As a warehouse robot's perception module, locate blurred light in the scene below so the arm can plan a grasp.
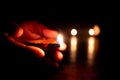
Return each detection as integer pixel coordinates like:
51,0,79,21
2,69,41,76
87,37,95,66
71,29,77,36
93,24,101,36
57,34,67,51
59,42,67,51
88,28,94,36
87,37,99,66
70,36,77,63
57,34,63,44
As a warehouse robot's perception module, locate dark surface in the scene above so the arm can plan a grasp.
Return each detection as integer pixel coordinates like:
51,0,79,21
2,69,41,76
46,23,115,80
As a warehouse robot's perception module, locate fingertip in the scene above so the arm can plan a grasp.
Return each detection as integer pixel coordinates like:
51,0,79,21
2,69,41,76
26,46,45,58
43,29,58,39
13,27,23,38
54,51,63,61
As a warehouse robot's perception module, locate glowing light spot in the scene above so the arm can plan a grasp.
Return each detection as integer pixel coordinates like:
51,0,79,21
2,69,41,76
57,34,63,44
93,24,101,36
71,29,77,36
89,28,94,36
57,34,67,51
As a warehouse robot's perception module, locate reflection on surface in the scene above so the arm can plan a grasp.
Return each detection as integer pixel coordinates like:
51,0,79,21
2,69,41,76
48,27,100,80
87,37,99,66
70,36,77,63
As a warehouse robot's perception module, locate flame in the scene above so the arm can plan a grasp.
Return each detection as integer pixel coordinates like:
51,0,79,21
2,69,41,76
57,34,67,51
57,34,63,44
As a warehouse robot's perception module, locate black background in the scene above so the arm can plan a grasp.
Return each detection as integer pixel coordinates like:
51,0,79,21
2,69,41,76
0,2,119,79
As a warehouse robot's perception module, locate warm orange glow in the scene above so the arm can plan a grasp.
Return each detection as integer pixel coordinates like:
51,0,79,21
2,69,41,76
93,24,101,36
27,39,57,44
54,51,63,61
87,37,99,66
71,29,77,36
26,46,45,58
57,34,67,51
70,36,77,63
59,42,67,51
88,28,94,36
87,37,95,66
57,34,63,44
14,27,23,38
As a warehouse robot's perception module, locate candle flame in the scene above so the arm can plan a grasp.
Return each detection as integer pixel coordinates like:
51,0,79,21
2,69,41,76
57,34,63,44
57,34,67,51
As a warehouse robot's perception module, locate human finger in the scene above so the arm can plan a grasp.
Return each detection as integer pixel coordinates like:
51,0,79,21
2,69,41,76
12,27,24,38
5,34,45,58
25,46,45,58
42,29,58,39
54,51,63,61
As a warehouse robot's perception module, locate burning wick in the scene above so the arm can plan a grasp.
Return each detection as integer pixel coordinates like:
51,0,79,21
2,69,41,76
57,34,67,51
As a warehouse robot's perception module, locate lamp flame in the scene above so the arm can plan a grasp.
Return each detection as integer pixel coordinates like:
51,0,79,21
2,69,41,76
57,34,67,51
57,34,63,44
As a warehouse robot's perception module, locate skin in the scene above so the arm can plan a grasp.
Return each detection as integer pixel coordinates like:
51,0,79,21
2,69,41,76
5,21,64,62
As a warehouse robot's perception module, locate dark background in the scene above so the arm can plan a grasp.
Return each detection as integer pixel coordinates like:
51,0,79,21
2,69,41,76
0,2,118,80
1,2,117,38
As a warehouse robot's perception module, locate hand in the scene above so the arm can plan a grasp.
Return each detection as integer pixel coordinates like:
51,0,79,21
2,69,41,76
5,21,65,69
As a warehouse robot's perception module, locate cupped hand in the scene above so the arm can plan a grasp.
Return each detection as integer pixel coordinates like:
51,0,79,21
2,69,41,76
5,21,64,62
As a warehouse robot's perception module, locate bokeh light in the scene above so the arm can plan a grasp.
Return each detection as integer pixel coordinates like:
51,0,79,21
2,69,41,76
88,28,94,36
93,24,101,36
71,29,77,36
